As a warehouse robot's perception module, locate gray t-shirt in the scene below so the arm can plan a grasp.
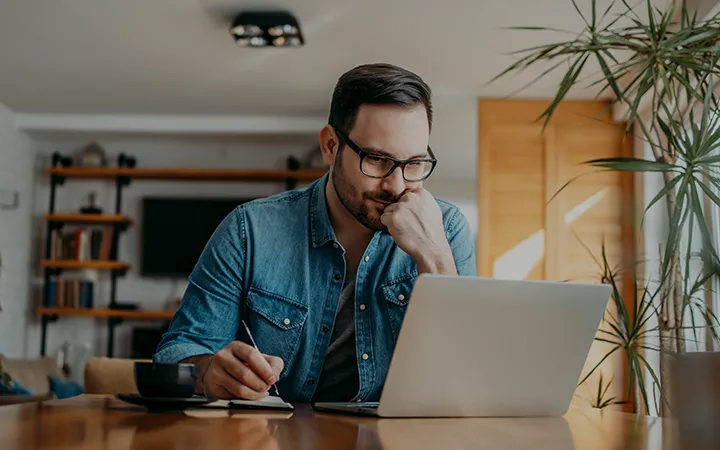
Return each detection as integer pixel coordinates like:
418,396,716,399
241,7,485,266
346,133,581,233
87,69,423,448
311,270,360,402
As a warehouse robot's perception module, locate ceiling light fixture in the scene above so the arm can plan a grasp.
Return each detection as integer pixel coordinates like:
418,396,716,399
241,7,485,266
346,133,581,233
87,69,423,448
230,11,304,48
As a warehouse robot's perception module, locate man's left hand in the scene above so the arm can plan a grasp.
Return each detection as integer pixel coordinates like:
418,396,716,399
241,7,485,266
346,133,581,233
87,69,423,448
380,188,457,275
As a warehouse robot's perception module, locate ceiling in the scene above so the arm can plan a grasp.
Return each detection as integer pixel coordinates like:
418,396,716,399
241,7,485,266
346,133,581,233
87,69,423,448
0,0,661,117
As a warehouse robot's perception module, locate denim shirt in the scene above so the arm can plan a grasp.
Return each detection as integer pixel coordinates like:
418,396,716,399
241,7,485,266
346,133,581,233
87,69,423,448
153,173,476,402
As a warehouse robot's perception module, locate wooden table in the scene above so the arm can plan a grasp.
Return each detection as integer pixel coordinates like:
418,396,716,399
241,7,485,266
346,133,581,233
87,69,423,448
0,395,684,449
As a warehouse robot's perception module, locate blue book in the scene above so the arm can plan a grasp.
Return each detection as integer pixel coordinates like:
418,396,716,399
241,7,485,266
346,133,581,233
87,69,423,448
45,278,57,307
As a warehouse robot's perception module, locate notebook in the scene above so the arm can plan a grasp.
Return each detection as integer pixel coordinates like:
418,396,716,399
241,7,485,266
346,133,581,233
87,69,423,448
204,395,294,411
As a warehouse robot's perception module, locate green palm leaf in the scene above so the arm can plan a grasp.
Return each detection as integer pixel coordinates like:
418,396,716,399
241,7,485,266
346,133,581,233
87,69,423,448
585,157,678,172
577,345,622,387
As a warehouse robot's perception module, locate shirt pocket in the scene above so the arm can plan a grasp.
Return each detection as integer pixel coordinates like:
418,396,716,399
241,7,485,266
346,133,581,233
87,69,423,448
381,273,418,341
245,287,308,378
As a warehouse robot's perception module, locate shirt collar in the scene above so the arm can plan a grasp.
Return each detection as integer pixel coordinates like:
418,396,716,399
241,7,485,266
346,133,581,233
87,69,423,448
310,172,337,248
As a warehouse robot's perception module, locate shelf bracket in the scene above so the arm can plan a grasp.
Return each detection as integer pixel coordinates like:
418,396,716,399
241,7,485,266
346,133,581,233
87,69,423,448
43,314,59,323
47,221,64,232
116,176,131,188
51,174,66,187
112,267,128,278
45,267,62,277
39,314,58,356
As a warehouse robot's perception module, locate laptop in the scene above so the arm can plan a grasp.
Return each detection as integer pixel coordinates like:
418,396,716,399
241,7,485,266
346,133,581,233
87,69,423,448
313,274,611,417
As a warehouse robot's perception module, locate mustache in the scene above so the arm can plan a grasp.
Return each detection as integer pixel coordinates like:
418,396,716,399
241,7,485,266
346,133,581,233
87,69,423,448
366,191,399,203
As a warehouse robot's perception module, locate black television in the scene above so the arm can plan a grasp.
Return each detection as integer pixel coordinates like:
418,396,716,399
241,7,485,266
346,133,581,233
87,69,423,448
140,197,254,277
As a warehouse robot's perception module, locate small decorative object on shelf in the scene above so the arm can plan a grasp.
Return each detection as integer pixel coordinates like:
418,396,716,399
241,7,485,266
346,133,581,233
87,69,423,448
118,152,137,168
79,192,103,215
74,142,107,167
51,152,73,168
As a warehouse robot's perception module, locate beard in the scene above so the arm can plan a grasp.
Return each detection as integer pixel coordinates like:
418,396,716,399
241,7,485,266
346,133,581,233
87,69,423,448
331,155,399,231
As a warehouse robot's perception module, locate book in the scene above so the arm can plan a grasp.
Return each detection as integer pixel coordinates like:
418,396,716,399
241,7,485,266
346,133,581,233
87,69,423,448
45,278,95,309
45,277,58,307
203,395,293,411
49,226,113,261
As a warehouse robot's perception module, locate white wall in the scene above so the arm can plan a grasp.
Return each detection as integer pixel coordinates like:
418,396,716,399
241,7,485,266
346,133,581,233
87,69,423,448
426,99,478,237
0,102,36,358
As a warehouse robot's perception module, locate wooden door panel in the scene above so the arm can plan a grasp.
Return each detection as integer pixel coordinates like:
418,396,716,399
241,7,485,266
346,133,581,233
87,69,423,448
554,127,627,284
479,99,636,412
482,125,546,280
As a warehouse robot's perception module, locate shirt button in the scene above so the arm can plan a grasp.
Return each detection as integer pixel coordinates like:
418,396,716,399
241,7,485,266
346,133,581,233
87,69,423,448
364,256,370,262
359,304,366,311
362,353,369,361
322,326,330,333
334,274,341,281
333,243,339,249
283,318,291,325
398,294,405,301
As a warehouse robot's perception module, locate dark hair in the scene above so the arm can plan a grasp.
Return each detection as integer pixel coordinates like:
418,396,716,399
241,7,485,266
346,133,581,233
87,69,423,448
328,63,433,134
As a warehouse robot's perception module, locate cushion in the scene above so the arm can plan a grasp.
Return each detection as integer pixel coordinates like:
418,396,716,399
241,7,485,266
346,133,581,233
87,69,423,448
0,379,33,396
83,358,146,395
48,376,83,399
0,354,65,396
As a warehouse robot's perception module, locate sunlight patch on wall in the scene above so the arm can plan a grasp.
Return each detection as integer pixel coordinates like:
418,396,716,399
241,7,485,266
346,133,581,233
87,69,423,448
493,230,545,280
564,188,608,225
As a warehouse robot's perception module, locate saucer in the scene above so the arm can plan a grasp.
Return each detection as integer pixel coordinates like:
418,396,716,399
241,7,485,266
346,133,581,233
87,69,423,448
116,393,214,411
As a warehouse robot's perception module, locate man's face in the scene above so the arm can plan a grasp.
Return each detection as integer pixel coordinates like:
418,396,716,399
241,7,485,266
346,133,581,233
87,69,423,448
330,104,430,231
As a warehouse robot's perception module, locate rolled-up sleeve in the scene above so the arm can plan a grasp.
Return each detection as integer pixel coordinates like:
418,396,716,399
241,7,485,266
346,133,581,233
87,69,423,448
153,206,246,363
447,208,477,277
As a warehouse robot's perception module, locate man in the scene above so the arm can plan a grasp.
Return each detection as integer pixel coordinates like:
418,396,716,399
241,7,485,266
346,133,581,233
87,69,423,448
153,63,476,403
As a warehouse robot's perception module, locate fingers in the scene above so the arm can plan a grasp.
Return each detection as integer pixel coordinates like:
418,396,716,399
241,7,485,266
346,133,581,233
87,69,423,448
264,354,284,378
399,188,422,202
230,341,278,385
203,341,286,401
202,361,241,400
218,350,269,393
380,211,392,227
383,203,400,214
215,366,269,401
208,381,236,400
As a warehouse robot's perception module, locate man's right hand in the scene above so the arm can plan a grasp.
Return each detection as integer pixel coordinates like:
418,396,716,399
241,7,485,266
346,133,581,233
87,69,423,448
187,341,284,400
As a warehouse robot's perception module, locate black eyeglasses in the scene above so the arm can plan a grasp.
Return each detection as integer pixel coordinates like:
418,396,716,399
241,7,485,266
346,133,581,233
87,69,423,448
332,126,437,182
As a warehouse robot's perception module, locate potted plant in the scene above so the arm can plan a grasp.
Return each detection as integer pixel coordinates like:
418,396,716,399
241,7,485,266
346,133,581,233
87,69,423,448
495,0,720,415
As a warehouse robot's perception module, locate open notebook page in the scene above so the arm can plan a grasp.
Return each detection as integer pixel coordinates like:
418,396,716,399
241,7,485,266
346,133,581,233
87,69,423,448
205,395,294,411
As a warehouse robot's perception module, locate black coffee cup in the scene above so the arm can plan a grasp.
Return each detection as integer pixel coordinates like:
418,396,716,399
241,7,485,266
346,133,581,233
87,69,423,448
134,362,198,398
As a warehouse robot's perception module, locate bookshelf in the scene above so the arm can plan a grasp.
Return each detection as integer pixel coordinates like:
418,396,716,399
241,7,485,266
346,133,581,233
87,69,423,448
39,151,326,358
45,213,133,225
36,307,175,320
41,260,130,270
47,167,326,182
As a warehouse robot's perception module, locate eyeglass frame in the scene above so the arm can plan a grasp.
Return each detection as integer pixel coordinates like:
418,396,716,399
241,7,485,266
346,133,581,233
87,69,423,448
332,126,438,182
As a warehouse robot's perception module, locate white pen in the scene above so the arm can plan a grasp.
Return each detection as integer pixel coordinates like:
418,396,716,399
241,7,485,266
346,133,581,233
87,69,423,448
241,319,281,397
